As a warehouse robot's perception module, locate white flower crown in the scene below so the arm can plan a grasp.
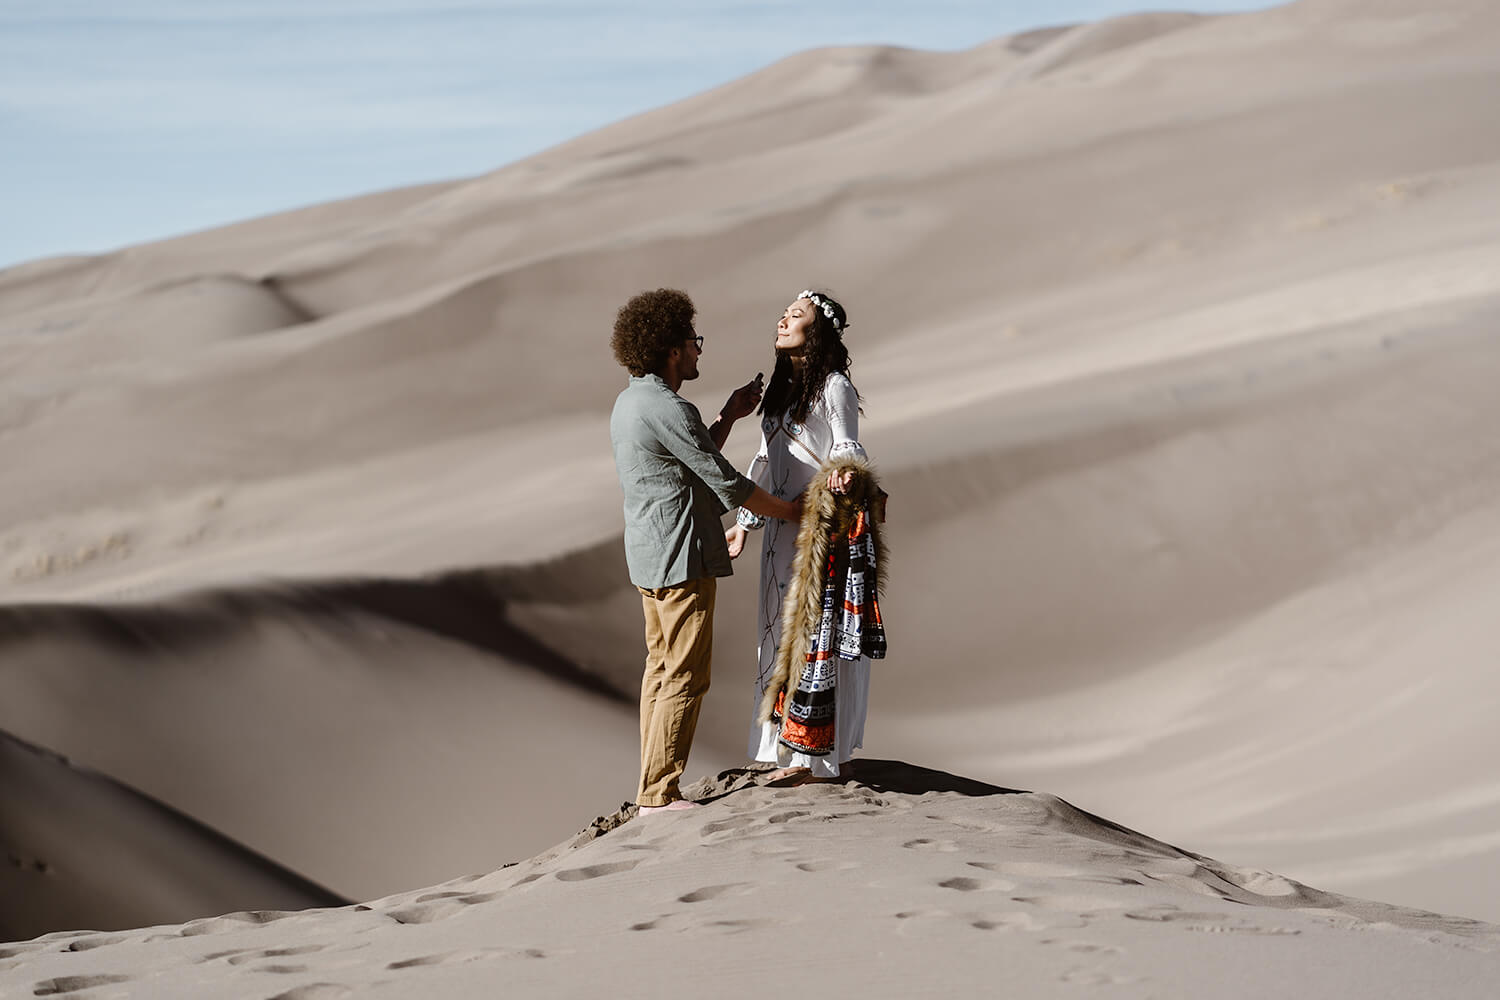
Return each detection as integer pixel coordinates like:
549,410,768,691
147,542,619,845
798,290,844,331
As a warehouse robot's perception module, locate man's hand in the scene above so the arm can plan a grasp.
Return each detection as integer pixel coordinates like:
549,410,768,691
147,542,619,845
720,372,765,423
784,493,805,524
725,523,747,558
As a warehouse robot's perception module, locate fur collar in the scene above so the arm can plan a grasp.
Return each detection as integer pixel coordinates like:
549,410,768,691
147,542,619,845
757,455,887,724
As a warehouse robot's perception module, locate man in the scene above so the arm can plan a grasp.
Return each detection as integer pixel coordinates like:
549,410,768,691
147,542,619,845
609,288,802,814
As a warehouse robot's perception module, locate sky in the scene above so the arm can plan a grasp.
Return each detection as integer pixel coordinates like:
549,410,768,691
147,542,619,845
0,1,1281,269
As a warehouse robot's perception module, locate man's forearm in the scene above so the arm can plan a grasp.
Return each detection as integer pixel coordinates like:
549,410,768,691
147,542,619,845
708,412,734,450
741,485,800,522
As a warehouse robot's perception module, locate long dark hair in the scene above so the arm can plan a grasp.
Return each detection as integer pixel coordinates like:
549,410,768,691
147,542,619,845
760,290,858,424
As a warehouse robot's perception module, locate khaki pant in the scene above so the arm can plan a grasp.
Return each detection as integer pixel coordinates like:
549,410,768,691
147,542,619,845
635,577,716,807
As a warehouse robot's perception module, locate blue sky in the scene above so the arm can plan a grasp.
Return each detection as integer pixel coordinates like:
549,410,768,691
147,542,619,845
0,1,1280,268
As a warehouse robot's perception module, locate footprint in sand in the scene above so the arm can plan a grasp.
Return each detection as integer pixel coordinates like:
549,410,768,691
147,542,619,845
0,944,50,959
385,898,473,925
628,911,771,934
1060,967,1137,986
969,859,1140,886
794,859,860,873
678,882,753,903
767,810,810,824
700,815,758,836
63,936,128,954
939,875,1017,893
1041,938,1125,956
970,912,1054,932
902,838,958,853
555,859,642,882
267,985,353,1000
925,814,1003,834
838,790,889,808
892,907,954,934
895,907,946,919
179,911,300,937
700,918,773,934
33,976,134,996
1012,894,1132,914
381,891,496,925
226,946,328,966
748,842,801,858
979,860,1085,878
386,946,543,968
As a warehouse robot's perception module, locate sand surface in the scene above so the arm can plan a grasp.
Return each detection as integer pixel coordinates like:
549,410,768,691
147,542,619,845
4,0,1500,983
2,762,1497,999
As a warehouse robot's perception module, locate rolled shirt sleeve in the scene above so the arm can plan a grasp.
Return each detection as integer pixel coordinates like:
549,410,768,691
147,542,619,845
655,396,757,512
610,375,756,589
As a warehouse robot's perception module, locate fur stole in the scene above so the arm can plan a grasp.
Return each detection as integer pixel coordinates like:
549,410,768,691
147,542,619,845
757,454,888,725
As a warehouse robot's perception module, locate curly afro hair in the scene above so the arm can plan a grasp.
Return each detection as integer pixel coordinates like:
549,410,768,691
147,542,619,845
611,288,697,377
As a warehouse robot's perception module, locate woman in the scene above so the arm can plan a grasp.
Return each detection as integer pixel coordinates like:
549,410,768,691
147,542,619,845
726,289,872,780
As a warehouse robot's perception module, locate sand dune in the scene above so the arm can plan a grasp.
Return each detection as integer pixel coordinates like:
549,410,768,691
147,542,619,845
0,567,702,930
1,762,1495,998
0,730,346,942
4,0,1500,949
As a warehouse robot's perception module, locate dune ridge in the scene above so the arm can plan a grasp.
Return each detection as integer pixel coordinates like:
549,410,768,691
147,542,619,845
0,557,682,931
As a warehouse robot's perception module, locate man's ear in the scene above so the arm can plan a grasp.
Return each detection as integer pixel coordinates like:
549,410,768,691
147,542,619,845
660,345,682,380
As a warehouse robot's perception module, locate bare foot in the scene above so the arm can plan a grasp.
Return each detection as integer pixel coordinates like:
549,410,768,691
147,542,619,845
638,799,700,815
763,767,813,787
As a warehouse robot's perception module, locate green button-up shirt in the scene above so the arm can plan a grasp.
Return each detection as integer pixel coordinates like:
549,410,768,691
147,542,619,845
610,374,756,589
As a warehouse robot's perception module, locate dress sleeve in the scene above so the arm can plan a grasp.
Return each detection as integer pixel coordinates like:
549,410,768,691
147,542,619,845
735,423,772,530
824,374,868,462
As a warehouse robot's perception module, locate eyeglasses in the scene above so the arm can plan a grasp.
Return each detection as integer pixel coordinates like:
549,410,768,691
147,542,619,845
687,334,704,350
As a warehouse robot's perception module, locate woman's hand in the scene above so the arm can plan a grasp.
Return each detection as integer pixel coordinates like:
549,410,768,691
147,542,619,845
827,469,855,495
725,523,747,558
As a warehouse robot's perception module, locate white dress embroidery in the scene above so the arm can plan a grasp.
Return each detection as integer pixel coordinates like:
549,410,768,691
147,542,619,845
739,372,870,776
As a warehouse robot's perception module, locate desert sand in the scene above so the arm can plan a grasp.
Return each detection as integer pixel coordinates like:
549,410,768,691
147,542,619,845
4,0,1500,991
3,762,1498,999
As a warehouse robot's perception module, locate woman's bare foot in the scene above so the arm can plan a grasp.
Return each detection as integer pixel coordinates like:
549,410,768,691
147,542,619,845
763,766,812,786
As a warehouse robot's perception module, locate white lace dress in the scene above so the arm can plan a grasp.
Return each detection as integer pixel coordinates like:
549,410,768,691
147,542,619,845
738,372,870,777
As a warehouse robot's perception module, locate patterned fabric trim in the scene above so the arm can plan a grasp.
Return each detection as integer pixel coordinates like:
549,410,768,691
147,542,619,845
736,506,767,530
775,503,886,756
828,439,868,462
